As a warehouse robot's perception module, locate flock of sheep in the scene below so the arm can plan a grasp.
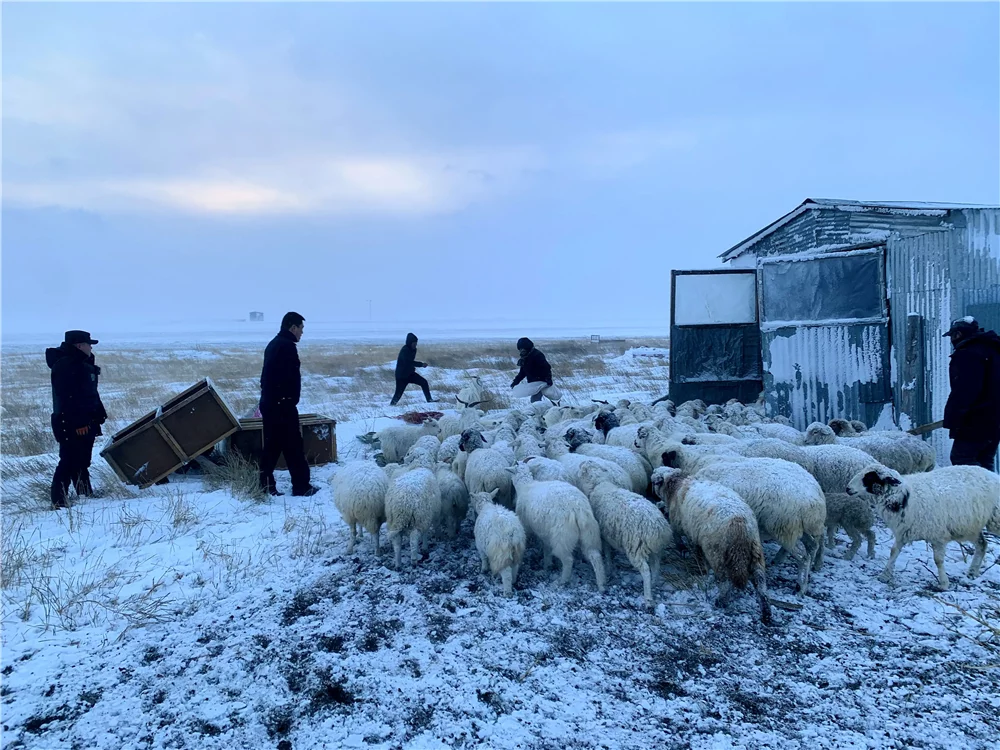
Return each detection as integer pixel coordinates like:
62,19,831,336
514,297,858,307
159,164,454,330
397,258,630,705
332,384,1000,624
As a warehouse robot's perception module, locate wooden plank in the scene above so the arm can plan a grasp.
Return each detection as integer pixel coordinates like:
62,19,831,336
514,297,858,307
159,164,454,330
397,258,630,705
908,420,944,436
900,314,927,430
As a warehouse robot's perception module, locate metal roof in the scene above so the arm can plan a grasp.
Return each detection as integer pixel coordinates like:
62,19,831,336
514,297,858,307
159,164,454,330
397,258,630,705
719,198,1000,261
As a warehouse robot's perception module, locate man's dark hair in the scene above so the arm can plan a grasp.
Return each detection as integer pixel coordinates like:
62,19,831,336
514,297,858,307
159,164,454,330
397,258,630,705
281,311,305,331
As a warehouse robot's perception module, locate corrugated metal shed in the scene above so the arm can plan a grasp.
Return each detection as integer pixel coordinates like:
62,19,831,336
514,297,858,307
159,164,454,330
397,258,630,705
714,200,1000,468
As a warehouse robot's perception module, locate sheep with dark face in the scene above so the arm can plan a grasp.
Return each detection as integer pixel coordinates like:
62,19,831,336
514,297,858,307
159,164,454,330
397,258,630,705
652,467,771,624
565,427,651,495
847,464,1000,590
459,428,514,512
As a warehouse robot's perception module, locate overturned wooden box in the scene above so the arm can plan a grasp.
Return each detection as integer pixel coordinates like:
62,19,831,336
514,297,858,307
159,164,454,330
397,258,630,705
100,379,241,488
226,414,337,469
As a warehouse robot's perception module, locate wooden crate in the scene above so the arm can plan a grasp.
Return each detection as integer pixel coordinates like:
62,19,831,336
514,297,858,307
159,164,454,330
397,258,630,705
226,413,337,469
158,379,241,460
100,379,241,489
100,410,186,488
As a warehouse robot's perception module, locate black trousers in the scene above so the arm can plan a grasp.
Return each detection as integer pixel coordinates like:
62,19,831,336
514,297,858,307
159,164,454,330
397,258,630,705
391,373,432,404
51,433,96,506
951,437,1000,471
259,404,311,494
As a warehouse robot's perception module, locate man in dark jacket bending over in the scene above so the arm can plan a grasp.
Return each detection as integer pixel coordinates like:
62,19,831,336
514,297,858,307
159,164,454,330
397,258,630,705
943,317,1000,470
47,330,108,508
390,332,436,406
510,337,552,403
259,312,319,496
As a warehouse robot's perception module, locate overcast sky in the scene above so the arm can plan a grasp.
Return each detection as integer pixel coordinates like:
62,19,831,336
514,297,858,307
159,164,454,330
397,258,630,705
3,2,998,336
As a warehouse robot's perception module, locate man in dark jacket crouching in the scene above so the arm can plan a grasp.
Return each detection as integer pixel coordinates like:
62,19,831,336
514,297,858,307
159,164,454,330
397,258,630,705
943,317,1000,470
510,337,553,403
259,312,319,496
47,330,108,508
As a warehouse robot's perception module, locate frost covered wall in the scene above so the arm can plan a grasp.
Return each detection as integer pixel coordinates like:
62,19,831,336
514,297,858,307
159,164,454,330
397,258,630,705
888,209,1000,467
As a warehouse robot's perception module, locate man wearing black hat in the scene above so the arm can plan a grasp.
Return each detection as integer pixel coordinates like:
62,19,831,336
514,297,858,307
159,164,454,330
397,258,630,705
258,312,319,497
390,333,437,406
46,330,108,508
942,317,1000,470
510,337,553,403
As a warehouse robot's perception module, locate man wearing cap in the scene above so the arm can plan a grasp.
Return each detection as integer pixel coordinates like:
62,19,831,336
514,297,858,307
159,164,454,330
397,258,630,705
46,330,108,508
510,337,553,403
259,312,319,497
942,317,1000,470
390,332,437,406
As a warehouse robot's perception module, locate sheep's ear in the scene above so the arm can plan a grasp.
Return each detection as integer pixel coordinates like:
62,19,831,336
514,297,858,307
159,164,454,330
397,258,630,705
861,470,885,495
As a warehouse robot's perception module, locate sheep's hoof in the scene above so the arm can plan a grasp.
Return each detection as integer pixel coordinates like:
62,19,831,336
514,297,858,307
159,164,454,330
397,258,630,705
877,572,893,584
844,550,857,561
968,568,982,580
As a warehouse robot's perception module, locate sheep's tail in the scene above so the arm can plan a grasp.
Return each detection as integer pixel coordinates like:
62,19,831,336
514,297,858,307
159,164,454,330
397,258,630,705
722,517,759,590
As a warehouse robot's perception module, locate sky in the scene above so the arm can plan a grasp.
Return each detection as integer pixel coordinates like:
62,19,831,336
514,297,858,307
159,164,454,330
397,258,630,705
3,1,999,337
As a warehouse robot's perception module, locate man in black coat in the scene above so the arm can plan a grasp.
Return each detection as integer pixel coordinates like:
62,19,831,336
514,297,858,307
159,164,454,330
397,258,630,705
259,312,318,496
390,332,436,406
510,337,552,403
942,317,1000,470
47,330,108,508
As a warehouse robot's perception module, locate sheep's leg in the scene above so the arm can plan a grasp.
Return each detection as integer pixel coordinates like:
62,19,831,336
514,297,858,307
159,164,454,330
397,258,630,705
809,533,825,571
347,521,357,554
650,555,662,594
511,562,521,587
879,537,904,584
865,531,876,559
586,549,607,593
968,532,988,579
826,524,838,548
479,550,489,574
779,541,810,594
714,580,734,609
391,532,403,569
633,557,654,608
541,544,553,572
500,567,514,597
931,541,951,591
844,527,862,561
410,529,422,564
556,552,575,586
771,548,788,567
603,546,615,580
752,566,773,626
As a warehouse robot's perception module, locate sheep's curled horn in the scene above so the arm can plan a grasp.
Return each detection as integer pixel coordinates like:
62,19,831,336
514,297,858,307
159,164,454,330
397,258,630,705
456,396,494,408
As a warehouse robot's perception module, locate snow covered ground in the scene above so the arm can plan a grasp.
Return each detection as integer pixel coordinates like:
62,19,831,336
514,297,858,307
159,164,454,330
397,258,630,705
2,339,999,750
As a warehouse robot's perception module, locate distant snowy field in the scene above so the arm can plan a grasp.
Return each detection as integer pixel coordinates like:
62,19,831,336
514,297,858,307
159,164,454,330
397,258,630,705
2,337,999,750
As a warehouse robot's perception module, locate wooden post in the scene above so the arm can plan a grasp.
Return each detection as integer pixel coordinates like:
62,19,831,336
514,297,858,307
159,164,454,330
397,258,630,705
901,314,927,433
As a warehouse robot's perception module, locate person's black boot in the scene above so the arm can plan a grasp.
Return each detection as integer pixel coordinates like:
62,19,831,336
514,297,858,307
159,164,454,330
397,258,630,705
293,485,320,497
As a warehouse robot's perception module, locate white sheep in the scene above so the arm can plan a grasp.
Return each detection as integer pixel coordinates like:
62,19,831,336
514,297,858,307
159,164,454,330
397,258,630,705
847,464,1000,590
801,443,884,495
514,433,545,461
471,489,527,596
645,434,742,474
384,467,443,568
508,463,606,591
436,406,485,440
543,404,598,429
523,456,572,483
457,375,486,407
577,461,672,608
751,422,805,445
405,435,441,464
459,428,514,511
805,422,934,474
651,467,771,624
545,434,633,492
695,457,827,593
565,427,652,495
436,465,470,538
331,462,389,555
823,492,876,561
437,433,463,465
378,419,442,464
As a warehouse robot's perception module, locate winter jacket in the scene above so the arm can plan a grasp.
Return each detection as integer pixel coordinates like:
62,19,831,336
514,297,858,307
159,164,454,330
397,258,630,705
943,330,1000,441
395,333,426,380
260,330,302,409
46,342,107,440
511,346,552,388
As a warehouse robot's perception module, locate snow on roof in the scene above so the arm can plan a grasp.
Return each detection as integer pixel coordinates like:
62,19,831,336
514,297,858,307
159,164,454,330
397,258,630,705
719,198,1000,261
